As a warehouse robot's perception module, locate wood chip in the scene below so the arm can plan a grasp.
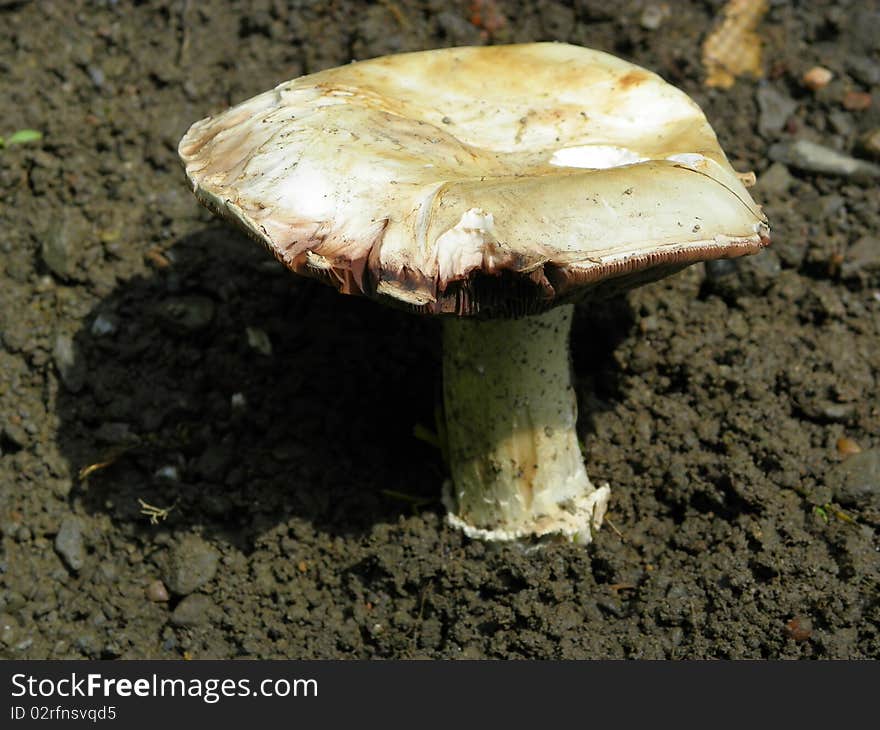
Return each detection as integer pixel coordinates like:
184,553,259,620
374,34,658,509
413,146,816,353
702,0,769,89
836,437,862,456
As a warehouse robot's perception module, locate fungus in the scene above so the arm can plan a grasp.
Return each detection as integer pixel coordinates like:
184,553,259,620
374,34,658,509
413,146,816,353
179,43,769,543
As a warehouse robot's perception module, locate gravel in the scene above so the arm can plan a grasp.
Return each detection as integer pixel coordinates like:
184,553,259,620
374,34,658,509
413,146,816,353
828,449,880,510
768,139,880,179
54,516,87,572
162,535,219,596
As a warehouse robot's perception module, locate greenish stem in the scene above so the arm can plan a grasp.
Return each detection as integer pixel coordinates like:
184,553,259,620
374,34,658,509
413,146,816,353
442,304,610,542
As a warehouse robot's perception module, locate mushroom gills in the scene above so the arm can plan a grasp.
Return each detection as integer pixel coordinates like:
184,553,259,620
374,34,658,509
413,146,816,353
442,304,610,542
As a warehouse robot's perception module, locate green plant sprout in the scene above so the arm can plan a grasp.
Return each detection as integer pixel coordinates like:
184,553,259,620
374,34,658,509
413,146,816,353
0,129,43,148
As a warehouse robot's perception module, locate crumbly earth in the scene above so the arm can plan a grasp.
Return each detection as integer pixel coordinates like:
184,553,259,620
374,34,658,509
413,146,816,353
1,0,878,659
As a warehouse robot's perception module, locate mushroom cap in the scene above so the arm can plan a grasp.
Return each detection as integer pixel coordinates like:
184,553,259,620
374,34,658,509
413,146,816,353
179,43,769,316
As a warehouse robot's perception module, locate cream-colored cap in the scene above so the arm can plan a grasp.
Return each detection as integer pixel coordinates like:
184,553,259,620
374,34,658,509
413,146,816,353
179,43,769,316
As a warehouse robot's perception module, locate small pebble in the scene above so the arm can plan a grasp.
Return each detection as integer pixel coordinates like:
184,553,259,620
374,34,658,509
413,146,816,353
145,580,170,603
162,535,219,596
827,110,854,137
154,465,180,482
842,91,872,112
52,333,86,393
246,326,273,356
756,85,798,138
0,613,18,646
75,631,100,658
802,66,833,91
794,389,854,423
1,420,29,450
754,162,793,196
836,437,861,456
90,313,118,337
826,448,880,510
841,236,880,280
86,65,105,89
639,3,669,30
857,128,880,160
846,55,880,86
784,616,813,642
54,515,86,572
170,594,214,627
42,212,85,279
768,139,880,180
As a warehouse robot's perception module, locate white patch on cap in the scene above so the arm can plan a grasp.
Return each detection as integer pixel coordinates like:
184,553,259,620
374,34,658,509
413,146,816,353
436,208,498,282
666,152,708,168
549,145,646,169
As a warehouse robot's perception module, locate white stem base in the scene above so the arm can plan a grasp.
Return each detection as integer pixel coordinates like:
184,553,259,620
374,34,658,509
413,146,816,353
442,305,610,543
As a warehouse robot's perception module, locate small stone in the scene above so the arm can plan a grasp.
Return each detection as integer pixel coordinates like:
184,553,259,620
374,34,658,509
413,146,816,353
794,391,854,424
756,85,798,138
827,448,880,510
768,139,880,180
802,66,833,91
784,616,813,642
4,592,26,613
754,161,793,196
52,333,86,393
841,236,880,280
1,420,29,450
170,594,214,627
162,535,219,596
75,631,101,658
819,194,845,219
90,313,118,337
0,613,18,646
627,341,657,374
842,91,872,112
639,3,669,30
145,580,170,603
86,65,105,89
156,296,215,334
846,56,880,86
820,403,855,422
98,561,118,582
245,326,273,356
41,211,86,279
827,110,854,137
55,516,86,572
857,128,880,160
154,465,180,482
836,437,861,456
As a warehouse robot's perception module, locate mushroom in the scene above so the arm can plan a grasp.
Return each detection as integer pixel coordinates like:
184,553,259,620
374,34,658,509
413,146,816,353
178,43,769,543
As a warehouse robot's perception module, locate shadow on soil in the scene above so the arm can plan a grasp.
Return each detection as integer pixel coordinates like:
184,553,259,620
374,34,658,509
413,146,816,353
54,227,633,551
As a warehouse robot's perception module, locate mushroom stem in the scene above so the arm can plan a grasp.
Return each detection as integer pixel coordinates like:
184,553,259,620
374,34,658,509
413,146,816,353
441,304,610,542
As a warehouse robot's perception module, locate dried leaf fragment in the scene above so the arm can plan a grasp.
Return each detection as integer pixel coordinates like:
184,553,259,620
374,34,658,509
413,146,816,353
702,0,769,89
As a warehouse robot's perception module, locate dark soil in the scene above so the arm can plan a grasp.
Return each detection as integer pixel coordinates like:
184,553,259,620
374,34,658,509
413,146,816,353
2,0,879,659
